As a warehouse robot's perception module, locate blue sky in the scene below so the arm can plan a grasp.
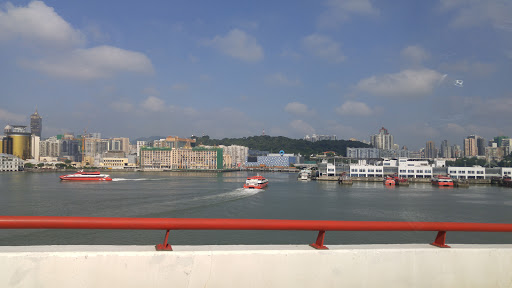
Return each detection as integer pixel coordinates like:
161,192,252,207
1,0,511,150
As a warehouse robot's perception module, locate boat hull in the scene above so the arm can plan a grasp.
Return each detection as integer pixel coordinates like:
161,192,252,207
60,176,112,181
243,183,268,189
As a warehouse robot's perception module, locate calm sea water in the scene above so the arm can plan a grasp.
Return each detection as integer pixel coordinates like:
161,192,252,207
1,171,512,246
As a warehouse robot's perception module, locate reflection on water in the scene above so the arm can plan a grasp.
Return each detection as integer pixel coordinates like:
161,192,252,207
1,171,512,246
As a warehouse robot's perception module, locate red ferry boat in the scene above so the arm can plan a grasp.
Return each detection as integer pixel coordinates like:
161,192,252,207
431,175,454,187
60,170,112,181
243,175,269,189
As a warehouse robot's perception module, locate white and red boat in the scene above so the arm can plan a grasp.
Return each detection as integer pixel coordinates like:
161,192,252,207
243,175,268,189
383,176,396,186
60,170,112,181
432,175,454,187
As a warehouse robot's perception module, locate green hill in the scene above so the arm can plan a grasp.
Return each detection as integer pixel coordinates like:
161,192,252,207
192,135,370,158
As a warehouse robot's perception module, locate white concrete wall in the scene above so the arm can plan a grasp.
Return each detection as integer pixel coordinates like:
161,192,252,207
1,244,511,288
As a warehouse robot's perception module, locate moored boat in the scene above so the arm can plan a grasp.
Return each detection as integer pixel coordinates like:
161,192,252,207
60,170,112,181
383,176,395,186
432,175,454,187
244,175,269,189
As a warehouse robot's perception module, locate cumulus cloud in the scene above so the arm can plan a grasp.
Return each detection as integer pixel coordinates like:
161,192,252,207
207,29,263,62
335,101,373,116
0,1,85,47
318,0,379,28
0,108,26,123
356,69,444,97
302,34,345,63
401,45,429,64
0,2,154,80
290,119,315,135
284,102,313,115
440,0,512,31
24,46,154,80
142,96,166,112
266,73,301,86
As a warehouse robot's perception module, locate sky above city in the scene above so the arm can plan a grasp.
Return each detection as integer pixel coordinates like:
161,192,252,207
1,0,511,150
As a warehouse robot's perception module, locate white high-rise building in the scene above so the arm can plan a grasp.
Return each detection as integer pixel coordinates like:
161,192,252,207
220,145,249,167
370,127,394,150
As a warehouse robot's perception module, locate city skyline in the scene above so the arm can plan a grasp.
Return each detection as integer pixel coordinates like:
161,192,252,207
1,1,512,150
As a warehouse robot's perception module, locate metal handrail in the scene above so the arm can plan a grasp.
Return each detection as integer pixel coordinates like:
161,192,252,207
1,216,512,250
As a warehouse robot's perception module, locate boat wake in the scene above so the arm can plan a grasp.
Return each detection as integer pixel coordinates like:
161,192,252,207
111,178,166,182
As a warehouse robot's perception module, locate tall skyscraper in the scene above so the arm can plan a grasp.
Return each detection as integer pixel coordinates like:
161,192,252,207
30,108,42,138
440,140,451,158
370,127,394,150
464,135,484,157
425,141,436,159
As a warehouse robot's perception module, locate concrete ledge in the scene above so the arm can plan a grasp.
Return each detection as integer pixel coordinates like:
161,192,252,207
1,244,511,287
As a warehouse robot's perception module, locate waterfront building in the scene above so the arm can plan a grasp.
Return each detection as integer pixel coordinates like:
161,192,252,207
39,136,60,158
30,108,42,138
219,145,248,168
0,153,23,171
3,125,31,160
244,153,301,168
101,157,130,169
425,141,436,159
346,147,409,159
370,127,393,150
59,139,81,162
31,135,40,162
140,147,223,170
137,141,149,157
485,144,506,163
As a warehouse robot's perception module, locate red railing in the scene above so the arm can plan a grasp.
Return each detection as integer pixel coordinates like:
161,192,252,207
1,216,512,250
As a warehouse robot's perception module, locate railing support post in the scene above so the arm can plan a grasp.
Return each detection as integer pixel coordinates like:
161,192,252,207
430,231,450,248
310,230,328,250
155,229,173,251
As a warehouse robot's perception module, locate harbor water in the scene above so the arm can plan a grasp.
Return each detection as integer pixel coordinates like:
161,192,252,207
1,171,512,246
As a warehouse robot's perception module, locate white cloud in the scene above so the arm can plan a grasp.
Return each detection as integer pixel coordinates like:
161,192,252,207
142,96,166,112
356,69,444,97
266,73,301,86
0,2,154,80
25,45,154,80
0,1,85,47
0,108,26,123
440,0,512,31
336,101,373,116
318,0,379,28
207,29,263,62
284,102,312,115
302,34,345,63
290,119,315,135
401,45,429,64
